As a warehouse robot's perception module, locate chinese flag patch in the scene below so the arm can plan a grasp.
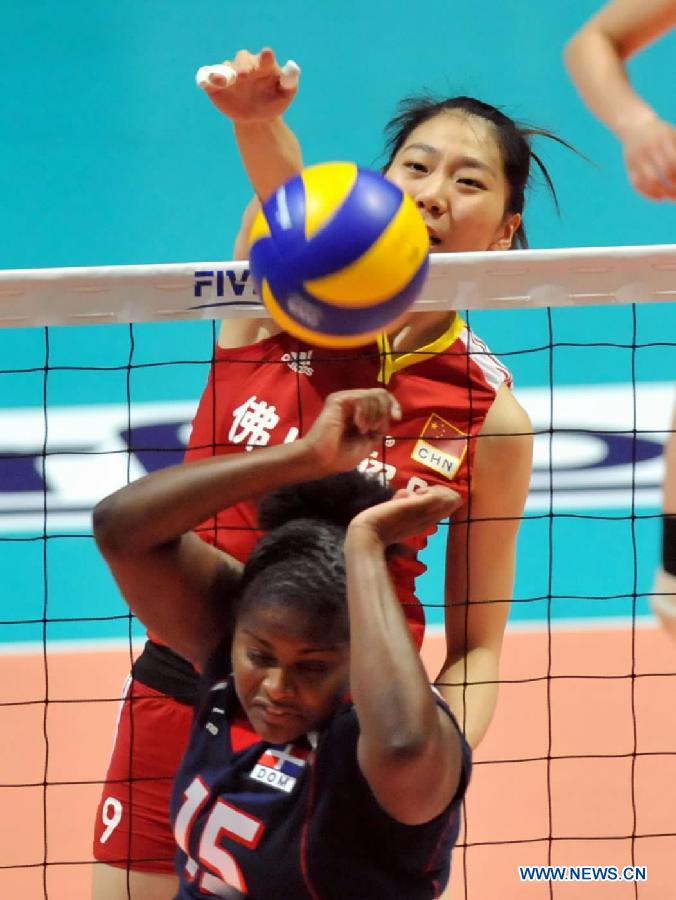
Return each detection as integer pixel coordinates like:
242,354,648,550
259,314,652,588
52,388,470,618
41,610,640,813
411,413,467,481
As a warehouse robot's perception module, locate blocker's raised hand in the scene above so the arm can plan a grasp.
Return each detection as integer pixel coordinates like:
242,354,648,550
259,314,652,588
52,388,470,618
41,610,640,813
196,47,300,123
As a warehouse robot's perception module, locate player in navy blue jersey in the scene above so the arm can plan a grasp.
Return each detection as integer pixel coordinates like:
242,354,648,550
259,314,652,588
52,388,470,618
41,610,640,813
93,388,471,898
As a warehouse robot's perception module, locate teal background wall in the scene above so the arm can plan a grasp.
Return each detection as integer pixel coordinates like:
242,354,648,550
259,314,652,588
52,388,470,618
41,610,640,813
0,1,674,644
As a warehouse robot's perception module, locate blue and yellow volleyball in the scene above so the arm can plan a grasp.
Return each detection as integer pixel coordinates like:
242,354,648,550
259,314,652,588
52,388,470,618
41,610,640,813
248,162,430,347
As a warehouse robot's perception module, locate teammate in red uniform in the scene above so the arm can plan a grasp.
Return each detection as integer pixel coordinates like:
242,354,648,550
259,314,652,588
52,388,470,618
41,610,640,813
93,388,471,900
91,48,560,898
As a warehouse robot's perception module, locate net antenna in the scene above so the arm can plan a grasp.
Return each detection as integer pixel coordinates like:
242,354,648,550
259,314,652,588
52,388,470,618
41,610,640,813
1,244,674,328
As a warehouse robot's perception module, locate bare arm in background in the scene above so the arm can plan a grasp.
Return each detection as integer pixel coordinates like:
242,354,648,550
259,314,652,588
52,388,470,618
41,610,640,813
564,0,676,199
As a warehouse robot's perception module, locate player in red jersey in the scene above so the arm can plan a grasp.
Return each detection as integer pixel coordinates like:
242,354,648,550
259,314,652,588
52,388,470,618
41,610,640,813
91,48,563,898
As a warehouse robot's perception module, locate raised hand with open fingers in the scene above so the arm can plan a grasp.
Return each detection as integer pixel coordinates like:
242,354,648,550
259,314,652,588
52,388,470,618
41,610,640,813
195,47,300,123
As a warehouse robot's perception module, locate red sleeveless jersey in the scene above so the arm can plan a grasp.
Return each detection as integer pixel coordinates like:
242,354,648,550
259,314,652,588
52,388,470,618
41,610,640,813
184,318,511,648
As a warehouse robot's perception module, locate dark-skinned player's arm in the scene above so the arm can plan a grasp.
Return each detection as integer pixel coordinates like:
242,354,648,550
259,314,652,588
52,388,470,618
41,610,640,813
346,485,467,826
93,389,400,669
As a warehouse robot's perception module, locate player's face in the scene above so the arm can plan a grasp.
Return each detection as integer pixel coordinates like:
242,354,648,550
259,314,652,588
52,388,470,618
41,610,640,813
232,603,349,743
385,111,521,253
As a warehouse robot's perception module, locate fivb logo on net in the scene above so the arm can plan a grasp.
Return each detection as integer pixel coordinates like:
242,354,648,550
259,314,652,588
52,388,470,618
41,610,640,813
0,384,671,534
192,267,262,309
190,185,295,308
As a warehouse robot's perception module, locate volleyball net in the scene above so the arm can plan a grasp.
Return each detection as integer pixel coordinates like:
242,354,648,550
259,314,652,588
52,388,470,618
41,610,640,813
0,245,674,898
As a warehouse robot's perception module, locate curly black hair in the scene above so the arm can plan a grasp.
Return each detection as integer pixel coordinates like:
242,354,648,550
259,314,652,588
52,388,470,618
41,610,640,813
199,471,393,705
235,471,393,641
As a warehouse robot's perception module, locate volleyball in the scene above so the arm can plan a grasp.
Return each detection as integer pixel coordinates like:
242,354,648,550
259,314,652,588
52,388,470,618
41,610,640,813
248,162,430,347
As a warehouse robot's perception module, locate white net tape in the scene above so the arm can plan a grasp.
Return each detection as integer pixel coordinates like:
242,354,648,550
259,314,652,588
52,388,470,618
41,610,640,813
1,244,674,328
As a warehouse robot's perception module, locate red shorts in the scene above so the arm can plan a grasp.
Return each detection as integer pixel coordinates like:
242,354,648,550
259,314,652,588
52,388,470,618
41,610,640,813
92,677,194,874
